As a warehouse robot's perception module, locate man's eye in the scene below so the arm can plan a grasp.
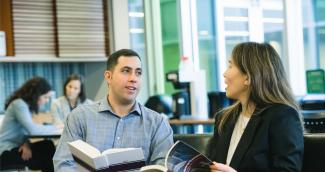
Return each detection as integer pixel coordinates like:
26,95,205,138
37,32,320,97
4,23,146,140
136,71,142,76
122,69,129,73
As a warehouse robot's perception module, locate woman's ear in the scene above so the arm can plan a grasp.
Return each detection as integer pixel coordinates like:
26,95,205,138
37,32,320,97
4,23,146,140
244,75,250,86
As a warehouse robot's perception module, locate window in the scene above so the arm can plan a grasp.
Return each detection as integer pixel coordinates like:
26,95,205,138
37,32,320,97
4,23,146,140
302,0,325,70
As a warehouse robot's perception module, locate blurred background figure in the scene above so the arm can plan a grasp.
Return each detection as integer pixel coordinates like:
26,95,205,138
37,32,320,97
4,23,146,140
145,94,173,118
0,76,62,172
51,74,92,125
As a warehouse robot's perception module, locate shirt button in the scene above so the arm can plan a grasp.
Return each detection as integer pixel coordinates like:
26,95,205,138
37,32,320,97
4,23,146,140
117,137,120,140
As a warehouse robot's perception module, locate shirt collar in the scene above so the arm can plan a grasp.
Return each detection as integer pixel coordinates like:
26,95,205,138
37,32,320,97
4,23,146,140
98,96,142,116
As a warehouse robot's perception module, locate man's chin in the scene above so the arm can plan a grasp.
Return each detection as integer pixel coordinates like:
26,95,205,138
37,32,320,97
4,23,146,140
121,97,136,105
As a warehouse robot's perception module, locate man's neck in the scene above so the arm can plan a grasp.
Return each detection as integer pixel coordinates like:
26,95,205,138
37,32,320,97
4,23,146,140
107,96,135,117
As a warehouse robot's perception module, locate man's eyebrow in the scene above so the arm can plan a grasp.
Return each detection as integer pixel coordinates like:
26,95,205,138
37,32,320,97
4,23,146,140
121,66,142,70
121,66,132,69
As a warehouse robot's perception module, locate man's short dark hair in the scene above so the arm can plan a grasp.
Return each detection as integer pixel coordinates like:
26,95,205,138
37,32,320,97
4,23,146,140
107,49,141,70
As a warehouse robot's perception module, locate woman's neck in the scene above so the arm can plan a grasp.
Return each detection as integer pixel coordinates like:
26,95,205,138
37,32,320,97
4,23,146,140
67,97,77,108
240,100,255,117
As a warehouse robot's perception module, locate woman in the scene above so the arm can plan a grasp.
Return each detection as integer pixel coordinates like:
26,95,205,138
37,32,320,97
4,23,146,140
51,74,92,125
207,42,304,172
0,77,62,172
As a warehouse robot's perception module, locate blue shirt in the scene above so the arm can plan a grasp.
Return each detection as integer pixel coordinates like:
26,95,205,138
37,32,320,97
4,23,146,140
53,97,174,172
0,99,60,155
51,96,93,125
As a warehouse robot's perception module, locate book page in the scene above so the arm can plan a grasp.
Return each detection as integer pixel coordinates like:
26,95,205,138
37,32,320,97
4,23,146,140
102,148,137,155
140,164,168,172
68,140,109,170
165,141,212,172
68,140,101,159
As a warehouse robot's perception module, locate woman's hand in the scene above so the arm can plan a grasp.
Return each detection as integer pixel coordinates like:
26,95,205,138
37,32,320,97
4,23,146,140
18,143,32,161
55,122,64,129
209,161,237,172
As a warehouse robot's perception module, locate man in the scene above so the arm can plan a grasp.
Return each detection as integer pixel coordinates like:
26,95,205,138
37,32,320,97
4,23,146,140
53,49,174,171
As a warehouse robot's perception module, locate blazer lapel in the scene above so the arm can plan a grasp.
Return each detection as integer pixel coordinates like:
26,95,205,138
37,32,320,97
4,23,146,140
218,118,237,163
229,114,262,169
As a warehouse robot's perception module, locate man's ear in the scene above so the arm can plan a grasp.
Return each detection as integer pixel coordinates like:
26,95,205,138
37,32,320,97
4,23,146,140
104,70,112,81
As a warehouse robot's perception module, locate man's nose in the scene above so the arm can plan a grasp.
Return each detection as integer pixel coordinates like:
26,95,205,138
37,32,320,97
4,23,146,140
128,72,138,82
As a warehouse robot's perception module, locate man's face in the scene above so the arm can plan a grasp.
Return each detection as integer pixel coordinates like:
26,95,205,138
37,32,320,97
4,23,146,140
105,56,142,105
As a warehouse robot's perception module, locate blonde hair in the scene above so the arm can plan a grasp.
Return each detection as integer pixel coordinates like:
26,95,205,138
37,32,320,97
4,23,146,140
217,42,300,133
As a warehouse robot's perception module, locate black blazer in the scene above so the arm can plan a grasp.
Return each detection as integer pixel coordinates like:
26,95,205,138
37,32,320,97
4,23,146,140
207,104,304,172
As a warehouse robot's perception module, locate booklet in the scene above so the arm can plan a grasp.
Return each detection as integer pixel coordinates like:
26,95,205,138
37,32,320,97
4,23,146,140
68,140,145,172
140,140,212,172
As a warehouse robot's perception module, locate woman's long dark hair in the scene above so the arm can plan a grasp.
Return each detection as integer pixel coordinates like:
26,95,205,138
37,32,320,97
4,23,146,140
5,77,52,113
63,74,86,103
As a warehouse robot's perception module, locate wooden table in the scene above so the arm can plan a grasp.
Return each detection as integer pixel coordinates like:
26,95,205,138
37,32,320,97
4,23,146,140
169,119,215,125
169,119,215,134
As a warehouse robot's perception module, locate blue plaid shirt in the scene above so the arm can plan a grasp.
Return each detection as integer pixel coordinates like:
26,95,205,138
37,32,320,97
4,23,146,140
53,97,174,172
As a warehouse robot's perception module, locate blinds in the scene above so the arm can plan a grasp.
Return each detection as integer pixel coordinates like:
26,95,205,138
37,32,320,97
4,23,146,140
11,0,108,58
56,0,106,57
12,0,55,57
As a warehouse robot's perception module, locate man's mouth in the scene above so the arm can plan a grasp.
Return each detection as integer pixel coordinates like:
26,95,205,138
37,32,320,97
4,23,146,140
126,86,136,91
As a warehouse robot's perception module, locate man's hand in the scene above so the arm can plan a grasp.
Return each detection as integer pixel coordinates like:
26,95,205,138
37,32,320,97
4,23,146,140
18,143,32,161
209,161,237,172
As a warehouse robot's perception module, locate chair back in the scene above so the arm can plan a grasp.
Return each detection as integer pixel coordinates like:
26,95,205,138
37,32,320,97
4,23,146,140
173,133,325,171
302,133,325,172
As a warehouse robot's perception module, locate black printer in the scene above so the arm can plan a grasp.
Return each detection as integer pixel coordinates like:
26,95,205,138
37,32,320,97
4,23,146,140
300,94,325,133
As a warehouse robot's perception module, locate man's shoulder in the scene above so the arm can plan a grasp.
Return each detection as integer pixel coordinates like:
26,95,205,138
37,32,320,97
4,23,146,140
70,101,100,117
138,103,168,122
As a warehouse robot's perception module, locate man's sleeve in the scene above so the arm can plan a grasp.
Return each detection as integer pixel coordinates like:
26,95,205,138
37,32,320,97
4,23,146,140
53,108,84,172
149,116,174,165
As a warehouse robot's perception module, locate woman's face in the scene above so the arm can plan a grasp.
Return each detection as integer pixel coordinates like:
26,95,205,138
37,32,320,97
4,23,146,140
65,79,81,101
223,58,250,101
37,91,52,106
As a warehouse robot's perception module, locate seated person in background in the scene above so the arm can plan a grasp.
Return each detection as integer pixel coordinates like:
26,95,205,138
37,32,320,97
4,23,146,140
53,49,174,171
207,42,304,172
51,74,92,125
0,77,63,172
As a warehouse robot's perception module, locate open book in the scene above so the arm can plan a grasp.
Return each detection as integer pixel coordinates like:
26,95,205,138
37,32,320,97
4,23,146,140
140,140,212,172
68,140,145,172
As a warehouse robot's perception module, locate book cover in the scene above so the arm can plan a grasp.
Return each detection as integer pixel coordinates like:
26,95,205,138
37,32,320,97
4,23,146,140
140,140,212,172
68,140,145,172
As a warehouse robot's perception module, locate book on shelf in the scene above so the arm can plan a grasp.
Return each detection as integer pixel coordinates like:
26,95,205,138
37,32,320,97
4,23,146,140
140,140,212,172
68,139,145,172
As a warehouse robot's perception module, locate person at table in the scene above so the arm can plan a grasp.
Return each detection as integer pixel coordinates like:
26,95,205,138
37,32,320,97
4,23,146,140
207,42,304,172
51,74,92,125
53,49,174,171
0,77,63,172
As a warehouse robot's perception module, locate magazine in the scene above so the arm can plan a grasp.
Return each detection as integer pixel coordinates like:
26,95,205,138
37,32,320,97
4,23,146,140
140,140,212,172
68,140,145,172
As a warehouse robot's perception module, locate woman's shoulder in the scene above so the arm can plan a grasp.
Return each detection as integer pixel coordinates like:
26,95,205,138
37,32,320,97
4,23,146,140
9,98,28,108
53,96,66,102
259,103,299,119
263,103,297,113
5,99,29,113
83,99,93,104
